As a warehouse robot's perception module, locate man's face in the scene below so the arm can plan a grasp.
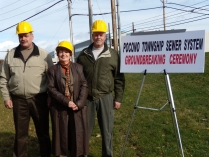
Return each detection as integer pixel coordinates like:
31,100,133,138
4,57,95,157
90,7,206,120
18,33,34,49
92,32,106,48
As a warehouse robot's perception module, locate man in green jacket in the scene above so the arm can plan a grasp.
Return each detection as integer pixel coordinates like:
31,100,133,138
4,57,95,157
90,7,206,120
77,20,125,157
0,21,53,157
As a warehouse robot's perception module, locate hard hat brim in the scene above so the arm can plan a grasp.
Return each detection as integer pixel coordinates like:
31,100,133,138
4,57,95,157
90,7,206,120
92,30,107,33
16,31,34,34
56,46,73,55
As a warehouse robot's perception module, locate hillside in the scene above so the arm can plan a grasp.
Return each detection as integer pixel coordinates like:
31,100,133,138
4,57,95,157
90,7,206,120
0,53,209,157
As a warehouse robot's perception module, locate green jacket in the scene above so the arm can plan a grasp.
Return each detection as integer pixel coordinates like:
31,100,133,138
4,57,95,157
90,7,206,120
77,43,125,103
0,43,53,100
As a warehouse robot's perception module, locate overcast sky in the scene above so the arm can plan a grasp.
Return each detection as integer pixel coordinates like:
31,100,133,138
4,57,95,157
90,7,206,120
0,0,208,59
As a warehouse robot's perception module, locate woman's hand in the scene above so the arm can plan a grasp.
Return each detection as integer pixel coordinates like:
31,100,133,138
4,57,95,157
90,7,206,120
68,101,78,110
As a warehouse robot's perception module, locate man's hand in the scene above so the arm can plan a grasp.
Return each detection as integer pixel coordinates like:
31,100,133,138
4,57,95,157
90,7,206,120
68,101,78,111
114,101,121,110
4,100,13,109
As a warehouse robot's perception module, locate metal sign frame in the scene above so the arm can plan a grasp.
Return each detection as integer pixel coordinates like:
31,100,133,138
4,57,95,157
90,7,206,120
120,69,184,157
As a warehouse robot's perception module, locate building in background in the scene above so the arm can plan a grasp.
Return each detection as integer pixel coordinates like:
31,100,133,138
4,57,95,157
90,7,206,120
49,51,58,64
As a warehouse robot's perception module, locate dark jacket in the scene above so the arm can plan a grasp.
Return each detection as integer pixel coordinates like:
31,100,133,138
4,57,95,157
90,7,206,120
77,43,125,102
47,62,88,157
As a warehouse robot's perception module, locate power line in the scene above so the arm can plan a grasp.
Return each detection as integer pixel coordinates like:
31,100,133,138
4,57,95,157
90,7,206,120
123,15,209,33
122,5,209,30
29,5,67,22
0,0,65,33
137,14,207,31
121,0,209,28
95,0,105,20
46,0,75,46
166,6,209,15
0,0,22,9
122,5,209,31
70,5,209,35
167,2,209,12
43,0,79,48
0,4,208,33
23,0,64,21
0,6,168,34
156,16,209,31
93,3,209,32
47,15,68,47
121,6,162,13
70,6,162,17
0,0,38,16
0,0,61,21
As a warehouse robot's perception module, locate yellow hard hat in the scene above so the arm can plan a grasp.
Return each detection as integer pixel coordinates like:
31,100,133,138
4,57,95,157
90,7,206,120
92,20,107,33
16,21,33,34
56,40,74,55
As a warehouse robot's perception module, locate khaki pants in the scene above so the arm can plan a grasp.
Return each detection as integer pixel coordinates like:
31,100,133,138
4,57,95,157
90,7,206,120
12,93,51,157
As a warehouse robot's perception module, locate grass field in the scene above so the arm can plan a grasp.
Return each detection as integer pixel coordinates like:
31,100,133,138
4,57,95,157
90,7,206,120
0,53,209,157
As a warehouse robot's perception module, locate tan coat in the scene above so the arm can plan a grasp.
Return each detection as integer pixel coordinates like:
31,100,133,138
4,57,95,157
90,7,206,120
0,44,53,100
47,62,89,157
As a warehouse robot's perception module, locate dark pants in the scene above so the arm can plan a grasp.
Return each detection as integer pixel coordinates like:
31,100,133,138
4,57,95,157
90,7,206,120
12,94,51,157
86,93,114,157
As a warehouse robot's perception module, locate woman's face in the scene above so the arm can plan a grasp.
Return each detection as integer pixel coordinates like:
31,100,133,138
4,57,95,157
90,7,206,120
57,48,71,63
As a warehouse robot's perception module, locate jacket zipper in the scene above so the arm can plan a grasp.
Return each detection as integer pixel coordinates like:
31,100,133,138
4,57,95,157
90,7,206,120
93,60,97,94
86,52,96,96
23,60,26,73
22,51,35,73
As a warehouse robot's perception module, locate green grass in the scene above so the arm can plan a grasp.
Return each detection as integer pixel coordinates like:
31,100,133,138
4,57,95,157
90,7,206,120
1,53,209,157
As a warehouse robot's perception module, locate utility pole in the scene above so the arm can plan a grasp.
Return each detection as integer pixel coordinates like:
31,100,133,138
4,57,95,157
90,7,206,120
116,0,121,55
67,0,74,62
88,0,93,43
111,0,118,51
67,0,73,44
108,23,112,47
162,0,166,30
132,22,135,33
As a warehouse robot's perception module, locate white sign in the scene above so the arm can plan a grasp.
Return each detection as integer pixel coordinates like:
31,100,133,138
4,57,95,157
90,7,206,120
120,30,205,73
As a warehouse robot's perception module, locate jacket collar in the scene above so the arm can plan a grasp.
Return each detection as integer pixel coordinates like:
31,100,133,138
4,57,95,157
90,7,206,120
56,62,66,93
14,43,39,58
56,61,75,93
85,42,110,58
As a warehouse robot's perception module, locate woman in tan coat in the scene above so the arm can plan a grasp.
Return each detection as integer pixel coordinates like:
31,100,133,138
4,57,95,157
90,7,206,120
47,41,89,157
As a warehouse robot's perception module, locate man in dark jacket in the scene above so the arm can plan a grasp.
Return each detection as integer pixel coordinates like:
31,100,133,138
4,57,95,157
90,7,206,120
77,20,125,157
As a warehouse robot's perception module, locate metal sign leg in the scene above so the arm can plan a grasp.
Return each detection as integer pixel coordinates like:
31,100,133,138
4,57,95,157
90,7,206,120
164,70,184,157
120,70,147,157
121,70,184,157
